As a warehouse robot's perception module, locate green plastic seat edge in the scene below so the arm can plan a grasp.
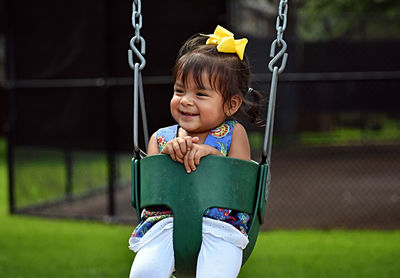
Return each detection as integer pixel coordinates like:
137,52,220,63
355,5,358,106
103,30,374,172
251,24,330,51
131,158,141,222
132,155,268,277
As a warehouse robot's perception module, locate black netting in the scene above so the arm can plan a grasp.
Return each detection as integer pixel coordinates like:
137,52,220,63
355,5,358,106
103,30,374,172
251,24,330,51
3,0,400,229
9,79,400,229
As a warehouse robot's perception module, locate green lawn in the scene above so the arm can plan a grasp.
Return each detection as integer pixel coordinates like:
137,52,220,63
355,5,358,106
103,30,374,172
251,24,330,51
11,147,110,208
300,114,400,146
0,215,135,278
240,230,400,278
4,144,130,210
1,138,400,277
0,215,399,278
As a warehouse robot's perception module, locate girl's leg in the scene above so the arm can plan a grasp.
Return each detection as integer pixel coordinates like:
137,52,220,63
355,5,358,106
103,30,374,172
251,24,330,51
196,232,243,278
129,227,174,278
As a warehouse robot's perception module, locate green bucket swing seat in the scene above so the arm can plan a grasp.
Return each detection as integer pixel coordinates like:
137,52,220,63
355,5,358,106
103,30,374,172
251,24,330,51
132,155,269,277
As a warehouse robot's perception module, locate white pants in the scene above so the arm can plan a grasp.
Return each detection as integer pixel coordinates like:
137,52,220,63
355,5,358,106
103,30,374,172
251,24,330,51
129,217,249,278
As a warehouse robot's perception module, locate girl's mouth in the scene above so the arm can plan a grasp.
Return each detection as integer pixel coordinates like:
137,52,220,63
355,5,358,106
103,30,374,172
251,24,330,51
181,111,199,116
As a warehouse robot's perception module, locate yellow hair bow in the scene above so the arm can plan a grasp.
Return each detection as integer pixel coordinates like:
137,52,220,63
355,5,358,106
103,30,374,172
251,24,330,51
202,25,248,60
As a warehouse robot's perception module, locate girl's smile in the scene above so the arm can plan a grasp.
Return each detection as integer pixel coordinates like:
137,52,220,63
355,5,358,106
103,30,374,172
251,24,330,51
180,110,199,117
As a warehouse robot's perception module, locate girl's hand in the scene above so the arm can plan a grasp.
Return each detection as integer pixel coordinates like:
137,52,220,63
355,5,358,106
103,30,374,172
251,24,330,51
161,136,199,163
183,144,221,173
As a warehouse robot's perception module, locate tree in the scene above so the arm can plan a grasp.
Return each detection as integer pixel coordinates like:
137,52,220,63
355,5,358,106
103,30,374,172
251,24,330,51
297,0,400,41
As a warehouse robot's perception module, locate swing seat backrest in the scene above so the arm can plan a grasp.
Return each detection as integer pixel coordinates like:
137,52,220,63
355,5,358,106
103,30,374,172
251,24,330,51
132,154,268,278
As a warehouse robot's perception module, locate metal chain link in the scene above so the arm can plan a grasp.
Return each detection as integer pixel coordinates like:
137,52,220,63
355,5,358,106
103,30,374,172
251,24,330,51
276,0,288,45
132,0,143,39
128,0,146,71
268,0,288,74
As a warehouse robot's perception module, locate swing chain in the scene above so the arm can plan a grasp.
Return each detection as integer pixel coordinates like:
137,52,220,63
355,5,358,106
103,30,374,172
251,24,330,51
132,0,143,39
129,0,149,158
276,0,288,45
268,0,288,74
128,0,146,71
262,0,289,166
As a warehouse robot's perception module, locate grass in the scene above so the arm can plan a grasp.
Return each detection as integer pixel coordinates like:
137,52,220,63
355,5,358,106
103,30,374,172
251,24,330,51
8,145,131,209
0,215,135,278
300,114,400,146
1,137,400,277
0,215,399,277
240,230,400,278
13,148,68,207
248,114,400,148
300,127,400,146
0,138,135,277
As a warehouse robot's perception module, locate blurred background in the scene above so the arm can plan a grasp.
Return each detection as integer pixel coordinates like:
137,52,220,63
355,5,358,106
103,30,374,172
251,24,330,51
0,0,399,230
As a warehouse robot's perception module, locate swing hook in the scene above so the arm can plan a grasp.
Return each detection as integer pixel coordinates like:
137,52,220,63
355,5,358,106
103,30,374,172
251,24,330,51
268,39,288,74
128,36,146,71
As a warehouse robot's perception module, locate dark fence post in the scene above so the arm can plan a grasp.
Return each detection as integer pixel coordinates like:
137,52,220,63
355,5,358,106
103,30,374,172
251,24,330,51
65,148,73,201
107,151,116,217
6,90,15,214
5,0,17,214
105,0,116,218
106,86,116,217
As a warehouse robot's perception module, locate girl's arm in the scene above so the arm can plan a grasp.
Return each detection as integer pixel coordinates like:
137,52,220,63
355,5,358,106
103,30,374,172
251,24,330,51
147,133,160,156
227,123,251,161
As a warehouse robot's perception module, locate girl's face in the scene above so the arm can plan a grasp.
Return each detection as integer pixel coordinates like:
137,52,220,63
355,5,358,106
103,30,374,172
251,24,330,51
170,72,227,137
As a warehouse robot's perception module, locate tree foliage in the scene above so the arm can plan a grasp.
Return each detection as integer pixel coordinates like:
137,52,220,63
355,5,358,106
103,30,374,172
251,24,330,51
297,0,400,41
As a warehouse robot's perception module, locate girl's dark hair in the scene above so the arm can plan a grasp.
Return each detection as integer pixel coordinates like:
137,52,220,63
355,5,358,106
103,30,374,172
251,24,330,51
173,34,264,126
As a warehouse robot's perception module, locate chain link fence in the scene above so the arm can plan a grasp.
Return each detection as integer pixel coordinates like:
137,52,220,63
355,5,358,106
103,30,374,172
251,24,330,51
10,130,400,230
9,76,400,229
3,0,400,229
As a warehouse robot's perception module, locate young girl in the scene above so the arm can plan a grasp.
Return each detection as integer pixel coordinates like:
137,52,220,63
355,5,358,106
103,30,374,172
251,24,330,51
128,25,263,278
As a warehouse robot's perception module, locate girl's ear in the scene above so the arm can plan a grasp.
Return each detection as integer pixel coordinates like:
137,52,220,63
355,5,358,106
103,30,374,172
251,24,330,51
225,95,242,117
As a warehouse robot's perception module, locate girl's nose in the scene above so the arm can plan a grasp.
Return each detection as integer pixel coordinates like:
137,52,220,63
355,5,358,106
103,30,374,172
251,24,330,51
180,94,194,106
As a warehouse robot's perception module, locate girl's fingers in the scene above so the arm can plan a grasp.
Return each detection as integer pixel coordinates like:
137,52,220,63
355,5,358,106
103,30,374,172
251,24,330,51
177,138,187,154
194,152,201,165
172,140,184,161
170,152,177,162
162,145,177,161
192,136,200,144
161,145,171,155
161,137,205,166
184,136,193,151
183,154,190,173
187,149,197,172
161,142,182,163
183,150,195,173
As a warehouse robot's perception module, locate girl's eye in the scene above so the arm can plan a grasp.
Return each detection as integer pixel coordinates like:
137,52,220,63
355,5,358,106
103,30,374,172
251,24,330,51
174,89,184,95
197,92,208,97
